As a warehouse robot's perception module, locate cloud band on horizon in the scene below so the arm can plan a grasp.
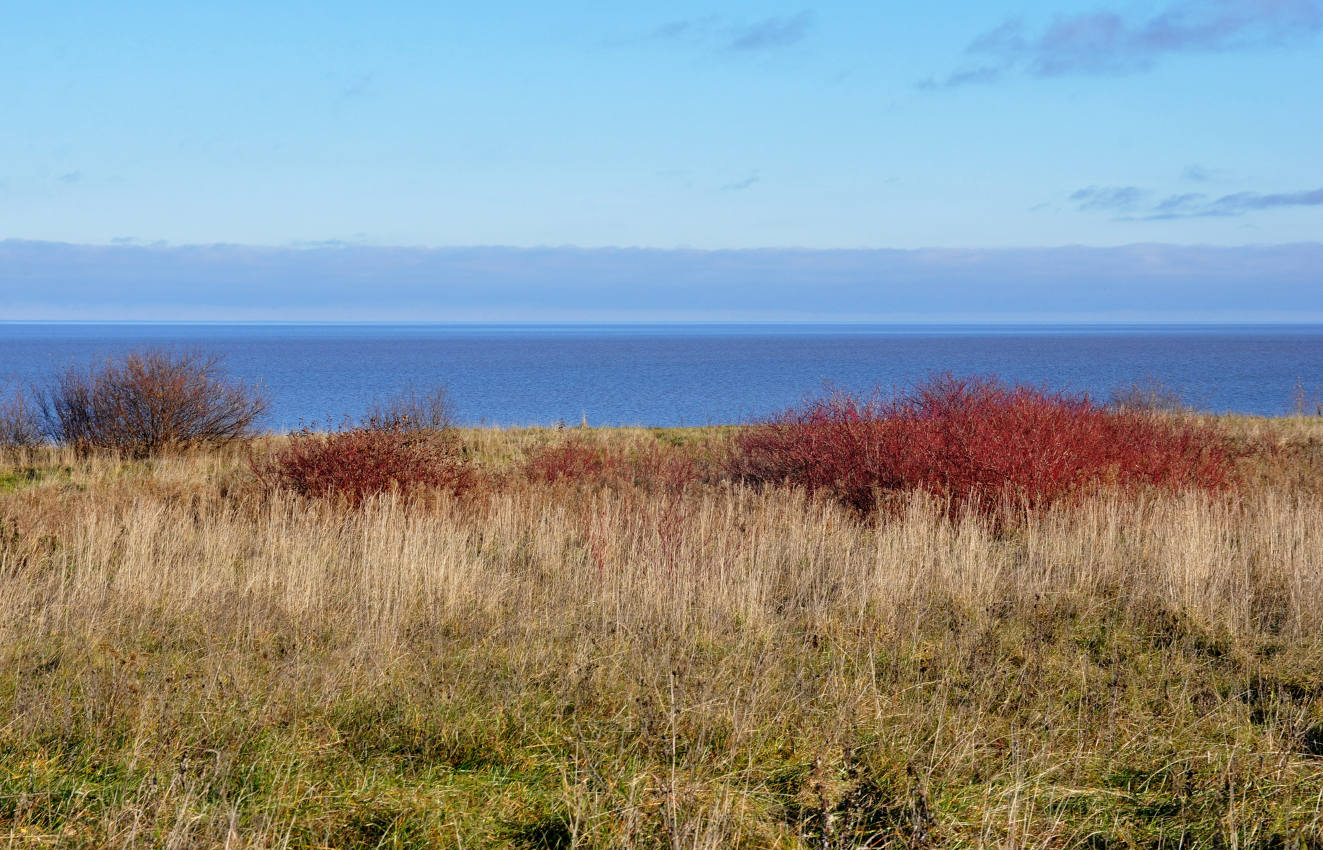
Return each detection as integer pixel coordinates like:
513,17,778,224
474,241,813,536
2,240,1320,323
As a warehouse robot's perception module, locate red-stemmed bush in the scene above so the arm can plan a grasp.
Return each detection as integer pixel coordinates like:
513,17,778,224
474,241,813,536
524,439,626,485
523,437,702,492
254,426,472,506
631,443,706,491
729,374,1240,516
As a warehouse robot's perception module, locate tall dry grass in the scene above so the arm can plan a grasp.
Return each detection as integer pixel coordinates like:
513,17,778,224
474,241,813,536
2,422,1322,847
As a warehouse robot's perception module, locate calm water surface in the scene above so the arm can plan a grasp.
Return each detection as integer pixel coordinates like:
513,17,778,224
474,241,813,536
2,323,1321,428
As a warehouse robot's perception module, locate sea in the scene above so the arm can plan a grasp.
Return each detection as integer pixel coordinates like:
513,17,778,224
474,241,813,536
2,323,1321,429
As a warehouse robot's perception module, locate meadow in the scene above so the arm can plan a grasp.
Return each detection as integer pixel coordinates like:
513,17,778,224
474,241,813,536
2,366,1323,847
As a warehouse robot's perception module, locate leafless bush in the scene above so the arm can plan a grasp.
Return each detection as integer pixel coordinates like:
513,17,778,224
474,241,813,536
1290,377,1322,417
39,348,268,456
0,381,44,449
362,384,456,432
1108,375,1192,414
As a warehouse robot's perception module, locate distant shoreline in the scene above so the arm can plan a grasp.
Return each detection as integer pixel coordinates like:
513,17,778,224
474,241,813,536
6,319,1323,330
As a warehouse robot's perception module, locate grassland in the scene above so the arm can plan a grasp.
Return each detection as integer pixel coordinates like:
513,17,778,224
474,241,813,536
2,418,1323,848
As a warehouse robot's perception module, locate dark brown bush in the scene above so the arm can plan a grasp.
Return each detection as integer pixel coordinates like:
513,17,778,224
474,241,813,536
39,348,267,456
0,382,44,449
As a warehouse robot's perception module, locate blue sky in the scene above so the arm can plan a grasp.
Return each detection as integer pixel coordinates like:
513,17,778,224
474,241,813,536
2,1,1321,319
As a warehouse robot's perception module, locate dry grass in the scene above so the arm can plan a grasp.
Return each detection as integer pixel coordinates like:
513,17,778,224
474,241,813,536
2,420,1323,848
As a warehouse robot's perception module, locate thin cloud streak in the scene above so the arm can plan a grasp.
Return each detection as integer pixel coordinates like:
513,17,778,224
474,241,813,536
727,12,813,51
717,173,760,192
642,15,720,42
1141,186,1323,219
916,66,1001,90
1070,185,1149,212
928,0,1322,86
623,12,812,52
1068,181,1323,219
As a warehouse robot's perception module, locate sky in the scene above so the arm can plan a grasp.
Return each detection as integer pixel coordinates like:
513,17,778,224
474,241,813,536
1,0,1321,320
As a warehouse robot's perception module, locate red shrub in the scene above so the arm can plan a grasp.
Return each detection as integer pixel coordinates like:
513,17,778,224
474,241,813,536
524,439,626,485
630,443,705,491
730,374,1239,516
523,437,702,491
254,426,471,506
729,390,899,514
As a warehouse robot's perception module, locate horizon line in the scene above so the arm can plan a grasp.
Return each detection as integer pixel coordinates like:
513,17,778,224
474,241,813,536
7,237,1323,252
6,319,1323,327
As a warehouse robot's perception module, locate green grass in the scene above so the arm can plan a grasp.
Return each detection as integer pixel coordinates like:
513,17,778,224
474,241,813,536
0,466,45,493
5,602,1323,847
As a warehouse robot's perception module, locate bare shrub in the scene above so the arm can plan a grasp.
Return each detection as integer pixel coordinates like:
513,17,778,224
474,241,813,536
363,384,456,432
39,348,267,456
1109,375,1192,414
0,381,44,449
1290,377,1322,417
